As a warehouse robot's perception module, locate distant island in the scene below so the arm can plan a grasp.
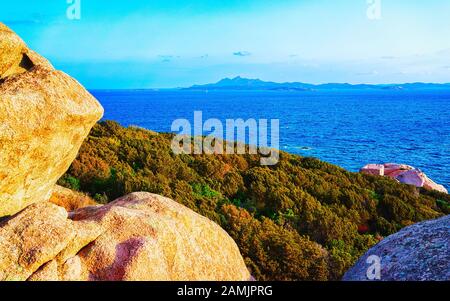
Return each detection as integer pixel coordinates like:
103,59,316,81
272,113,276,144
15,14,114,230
185,76,450,91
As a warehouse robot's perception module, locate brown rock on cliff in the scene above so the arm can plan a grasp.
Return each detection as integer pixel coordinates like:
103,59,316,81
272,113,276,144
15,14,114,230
0,22,104,217
360,163,448,194
0,202,75,280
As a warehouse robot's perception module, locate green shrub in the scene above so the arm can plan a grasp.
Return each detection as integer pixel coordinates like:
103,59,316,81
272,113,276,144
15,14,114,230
59,121,449,280
57,175,81,191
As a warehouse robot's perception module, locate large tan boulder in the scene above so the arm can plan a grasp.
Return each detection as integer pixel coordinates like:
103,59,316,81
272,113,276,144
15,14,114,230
69,192,250,281
0,23,249,281
0,192,250,281
0,23,104,217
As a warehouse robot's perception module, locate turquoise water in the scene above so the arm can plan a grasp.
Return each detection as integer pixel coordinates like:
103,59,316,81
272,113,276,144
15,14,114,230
91,89,450,189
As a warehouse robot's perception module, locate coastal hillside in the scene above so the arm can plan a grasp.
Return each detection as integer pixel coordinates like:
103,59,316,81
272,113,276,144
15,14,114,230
60,121,450,280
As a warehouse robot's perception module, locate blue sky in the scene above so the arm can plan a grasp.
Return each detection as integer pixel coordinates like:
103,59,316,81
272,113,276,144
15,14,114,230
2,0,450,88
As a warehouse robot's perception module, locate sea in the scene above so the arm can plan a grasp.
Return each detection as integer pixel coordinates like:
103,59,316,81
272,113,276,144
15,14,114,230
90,89,450,190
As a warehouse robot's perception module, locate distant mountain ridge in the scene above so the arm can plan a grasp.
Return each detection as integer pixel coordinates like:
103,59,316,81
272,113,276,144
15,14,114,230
185,76,450,91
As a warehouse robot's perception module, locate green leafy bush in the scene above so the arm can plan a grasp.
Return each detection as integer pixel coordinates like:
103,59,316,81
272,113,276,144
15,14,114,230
60,121,449,280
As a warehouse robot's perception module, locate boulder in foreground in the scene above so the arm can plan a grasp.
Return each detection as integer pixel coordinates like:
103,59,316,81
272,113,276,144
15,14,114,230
49,185,97,212
343,215,450,281
0,192,250,281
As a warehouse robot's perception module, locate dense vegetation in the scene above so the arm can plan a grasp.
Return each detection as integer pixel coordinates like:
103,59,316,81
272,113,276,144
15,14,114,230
59,121,449,280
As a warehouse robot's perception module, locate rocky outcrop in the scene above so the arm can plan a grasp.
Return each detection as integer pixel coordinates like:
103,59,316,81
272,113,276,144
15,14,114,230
0,24,250,281
0,22,104,217
360,163,448,194
343,215,450,281
0,192,250,281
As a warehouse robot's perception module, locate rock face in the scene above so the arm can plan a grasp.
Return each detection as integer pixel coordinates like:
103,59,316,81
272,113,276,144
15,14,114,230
0,192,250,281
0,23,104,217
360,163,448,194
343,215,450,281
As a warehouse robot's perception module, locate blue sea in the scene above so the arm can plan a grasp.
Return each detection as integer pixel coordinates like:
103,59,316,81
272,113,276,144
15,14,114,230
91,89,450,190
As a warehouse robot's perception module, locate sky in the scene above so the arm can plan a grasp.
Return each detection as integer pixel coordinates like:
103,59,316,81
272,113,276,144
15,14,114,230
2,0,450,89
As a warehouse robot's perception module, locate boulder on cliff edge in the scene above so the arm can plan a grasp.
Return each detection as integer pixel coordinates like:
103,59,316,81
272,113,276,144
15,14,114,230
360,163,448,194
0,22,104,217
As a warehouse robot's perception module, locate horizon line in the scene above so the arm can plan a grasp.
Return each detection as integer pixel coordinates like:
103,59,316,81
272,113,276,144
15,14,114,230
85,77,450,91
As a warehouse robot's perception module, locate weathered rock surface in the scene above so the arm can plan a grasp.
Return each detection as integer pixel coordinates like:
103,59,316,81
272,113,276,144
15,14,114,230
0,202,75,281
360,163,448,194
383,163,413,175
0,192,250,281
0,22,104,217
360,164,385,176
343,215,450,281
